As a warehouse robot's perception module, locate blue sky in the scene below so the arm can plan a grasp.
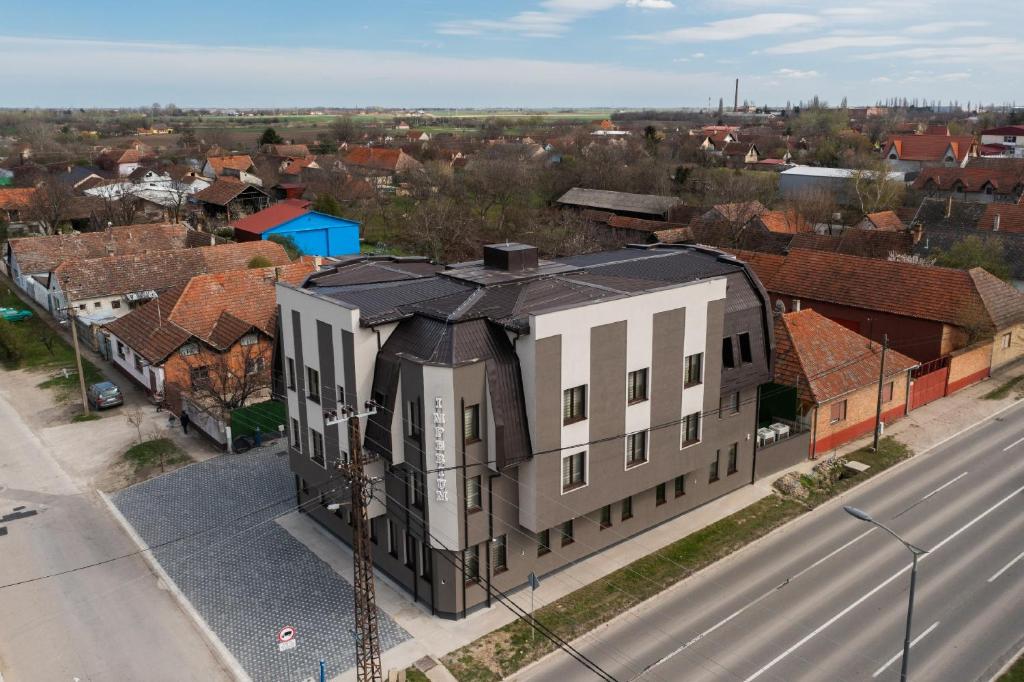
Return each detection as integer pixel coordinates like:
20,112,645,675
3,0,1021,108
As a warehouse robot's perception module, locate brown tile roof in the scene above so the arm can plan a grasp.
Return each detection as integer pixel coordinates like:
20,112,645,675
978,203,1024,233
206,155,255,175
774,309,918,404
105,261,314,363
343,146,421,172
788,230,913,259
0,187,35,210
766,248,1024,331
193,178,267,206
721,249,786,287
282,157,315,175
861,210,906,231
263,144,311,158
756,209,810,234
652,227,692,244
55,240,290,302
883,134,975,163
8,223,198,274
606,215,691,234
708,201,767,224
722,141,755,157
913,166,1024,194
97,148,142,165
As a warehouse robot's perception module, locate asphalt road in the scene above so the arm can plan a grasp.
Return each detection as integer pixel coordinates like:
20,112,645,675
521,401,1024,682
0,383,231,681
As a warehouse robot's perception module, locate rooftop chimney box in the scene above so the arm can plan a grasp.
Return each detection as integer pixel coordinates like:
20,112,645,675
483,243,538,272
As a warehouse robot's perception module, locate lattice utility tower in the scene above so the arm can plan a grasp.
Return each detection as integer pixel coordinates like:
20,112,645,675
327,401,383,682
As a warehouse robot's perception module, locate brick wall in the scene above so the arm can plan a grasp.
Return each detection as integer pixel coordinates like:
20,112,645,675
991,324,1024,371
812,373,909,456
947,341,992,394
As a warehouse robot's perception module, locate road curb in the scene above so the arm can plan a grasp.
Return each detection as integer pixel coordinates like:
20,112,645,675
989,642,1024,682
511,398,1024,681
96,489,252,682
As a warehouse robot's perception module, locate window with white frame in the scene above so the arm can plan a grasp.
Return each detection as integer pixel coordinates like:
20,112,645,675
563,385,587,424
561,451,586,492
625,431,648,468
290,418,301,450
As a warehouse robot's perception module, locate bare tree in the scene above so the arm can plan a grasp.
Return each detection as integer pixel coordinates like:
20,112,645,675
124,406,145,443
180,342,273,420
783,186,839,235
94,183,145,226
26,180,73,234
851,160,905,215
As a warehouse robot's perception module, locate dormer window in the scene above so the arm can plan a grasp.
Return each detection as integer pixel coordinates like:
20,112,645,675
180,342,199,357
240,332,258,346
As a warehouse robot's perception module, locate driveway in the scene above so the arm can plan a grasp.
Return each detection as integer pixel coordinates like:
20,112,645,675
109,446,410,682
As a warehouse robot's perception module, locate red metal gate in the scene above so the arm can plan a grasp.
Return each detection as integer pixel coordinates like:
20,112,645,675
908,357,949,411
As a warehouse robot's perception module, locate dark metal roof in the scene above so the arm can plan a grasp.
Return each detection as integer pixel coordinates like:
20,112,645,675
556,188,680,217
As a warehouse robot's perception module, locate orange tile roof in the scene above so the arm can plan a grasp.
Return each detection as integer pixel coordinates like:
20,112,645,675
913,166,1024,193
206,155,255,175
774,309,917,404
884,134,975,163
757,209,810,234
862,210,906,231
343,146,421,172
0,187,35,210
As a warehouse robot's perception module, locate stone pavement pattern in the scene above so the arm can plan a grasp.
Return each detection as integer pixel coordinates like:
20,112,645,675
110,446,409,682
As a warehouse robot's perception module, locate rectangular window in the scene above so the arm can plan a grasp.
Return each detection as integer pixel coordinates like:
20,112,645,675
94,301,102,308
1003,333,1012,349
720,391,740,417
116,341,125,359
684,353,703,387
463,546,479,581
306,366,320,402
180,342,199,357
563,385,587,424
465,475,482,511
245,356,265,375
404,533,416,569
370,518,378,544
681,412,701,447
287,357,296,390
134,354,143,372
407,400,421,437
709,451,720,483
420,542,431,578
412,471,425,510
190,366,208,389
739,332,752,364
625,431,648,468
336,385,345,408
463,404,480,443
78,303,86,311
674,474,686,497
882,381,894,403
310,428,325,466
560,519,574,547
830,400,847,424
111,299,121,309
291,418,301,450
656,482,667,506
600,505,612,529
727,443,739,475
240,332,258,346
722,337,735,369
387,519,397,558
493,535,507,573
627,368,649,404
561,452,586,492
621,496,633,520
537,529,551,556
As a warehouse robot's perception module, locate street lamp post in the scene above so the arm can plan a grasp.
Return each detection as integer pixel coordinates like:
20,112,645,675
843,506,928,682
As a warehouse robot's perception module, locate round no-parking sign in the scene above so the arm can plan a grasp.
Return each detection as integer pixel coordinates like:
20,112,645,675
277,626,297,651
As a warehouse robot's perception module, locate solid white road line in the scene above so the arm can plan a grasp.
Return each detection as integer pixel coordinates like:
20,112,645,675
632,528,877,680
920,472,968,501
1003,436,1024,451
988,550,1024,583
871,621,939,678
743,484,1024,682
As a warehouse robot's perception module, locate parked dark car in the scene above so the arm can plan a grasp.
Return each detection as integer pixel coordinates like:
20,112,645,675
87,381,123,409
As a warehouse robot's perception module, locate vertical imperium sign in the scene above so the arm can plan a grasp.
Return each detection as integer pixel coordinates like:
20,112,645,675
433,397,448,501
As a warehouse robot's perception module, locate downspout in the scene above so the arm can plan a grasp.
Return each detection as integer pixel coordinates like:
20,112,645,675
486,473,499,609
371,325,382,351
751,385,762,485
810,406,819,459
460,397,469,620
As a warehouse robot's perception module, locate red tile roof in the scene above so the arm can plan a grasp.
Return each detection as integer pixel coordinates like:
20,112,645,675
193,178,267,206
721,249,786,287
883,134,975,163
263,144,311,158
230,203,309,236
282,157,315,175
763,248,1024,330
343,146,421,172
978,203,1024,233
861,210,906,231
206,155,255,175
104,261,314,363
774,309,918,404
0,187,35,210
912,166,1024,193
980,126,1024,136
756,209,810,234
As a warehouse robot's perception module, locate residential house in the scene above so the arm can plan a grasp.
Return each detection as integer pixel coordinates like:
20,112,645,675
192,178,271,222
854,211,907,231
556,187,681,220
406,130,430,142
231,203,360,257
978,125,1024,158
788,230,914,259
721,142,760,166
699,131,738,151
261,144,312,158
4,223,213,306
769,309,917,456
882,129,975,171
735,248,1024,374
978,203,1024,233
104,261,314,418
912,166,1024,204
913,228,1024,291
909,196,986,230
277,243,773,618
0,187,35,230
203,155,262,186
342,146,423,191
95,148,144,176
48,240,290,328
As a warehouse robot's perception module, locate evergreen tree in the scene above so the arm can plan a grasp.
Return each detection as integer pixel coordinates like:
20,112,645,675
259,127,284,146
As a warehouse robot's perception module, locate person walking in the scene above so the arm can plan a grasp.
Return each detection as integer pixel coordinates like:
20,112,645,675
180,411,191,435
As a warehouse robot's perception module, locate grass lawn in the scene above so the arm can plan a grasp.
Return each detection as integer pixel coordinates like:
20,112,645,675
800,437,913,507
124,438,188,472
1000,654,1024,682
230,400,287,439
983,375,1024,400
71,412,101,422
404,668,430,682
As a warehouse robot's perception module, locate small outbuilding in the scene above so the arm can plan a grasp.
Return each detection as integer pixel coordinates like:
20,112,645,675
230,202,360,257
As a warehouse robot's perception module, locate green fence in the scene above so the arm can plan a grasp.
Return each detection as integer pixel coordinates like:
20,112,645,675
230,400,286,440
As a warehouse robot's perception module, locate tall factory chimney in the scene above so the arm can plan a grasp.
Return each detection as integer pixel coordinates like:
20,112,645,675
734,78,739,112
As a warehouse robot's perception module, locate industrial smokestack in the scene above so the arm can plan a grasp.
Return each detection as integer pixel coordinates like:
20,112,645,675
734,78,739,112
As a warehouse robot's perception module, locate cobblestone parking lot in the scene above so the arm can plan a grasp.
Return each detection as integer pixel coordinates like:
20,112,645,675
111,446,409,682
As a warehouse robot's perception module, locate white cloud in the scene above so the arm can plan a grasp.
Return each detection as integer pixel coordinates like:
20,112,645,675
764,34,914,54
629,13,819,42
856,39,1024,63
907,20,986,34
437,0,669,37
0,35,725,108
692,52,705,58
775,68,819,79
626,0,675,7
870,76,892,83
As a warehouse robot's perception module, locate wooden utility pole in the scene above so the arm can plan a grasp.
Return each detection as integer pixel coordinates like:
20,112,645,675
872,334,888,452
334,403,383,682
68,307,89,415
